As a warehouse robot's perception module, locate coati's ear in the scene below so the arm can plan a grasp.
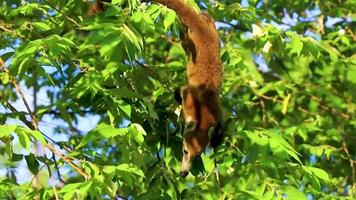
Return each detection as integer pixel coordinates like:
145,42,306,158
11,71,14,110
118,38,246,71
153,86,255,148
174,87,182,104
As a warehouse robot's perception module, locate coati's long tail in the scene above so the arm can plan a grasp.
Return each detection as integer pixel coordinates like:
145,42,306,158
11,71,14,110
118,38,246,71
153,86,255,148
154,0,222,88
154,0,210,34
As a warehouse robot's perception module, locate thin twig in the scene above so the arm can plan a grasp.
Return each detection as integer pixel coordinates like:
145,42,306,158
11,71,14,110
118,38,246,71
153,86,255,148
135,60,171,91
1,58,89,181
342,140,355,194
1,58,38,129
310,95,350,120
214,160,221,195
260,99,266,123
52,152,64,187
0,25,26,39
46,143,89,180
46,156,59,200
317,15,325,34
254,91,351,120
44,0,81,28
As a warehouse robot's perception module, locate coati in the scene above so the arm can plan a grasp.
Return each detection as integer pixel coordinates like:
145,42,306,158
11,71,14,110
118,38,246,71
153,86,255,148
87,0,224,177
154,0,224,177
87,0,107,16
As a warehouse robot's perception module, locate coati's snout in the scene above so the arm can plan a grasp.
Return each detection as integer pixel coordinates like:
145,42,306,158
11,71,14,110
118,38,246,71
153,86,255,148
181,136,198,177
181,129,208,177
181,146,193,177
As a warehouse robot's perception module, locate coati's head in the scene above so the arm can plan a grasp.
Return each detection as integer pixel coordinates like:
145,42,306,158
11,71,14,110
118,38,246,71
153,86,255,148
174,85,222,177
181,129,208,177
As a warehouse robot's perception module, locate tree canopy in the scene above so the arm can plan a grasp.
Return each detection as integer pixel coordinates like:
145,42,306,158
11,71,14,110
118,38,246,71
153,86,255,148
0,0,355,199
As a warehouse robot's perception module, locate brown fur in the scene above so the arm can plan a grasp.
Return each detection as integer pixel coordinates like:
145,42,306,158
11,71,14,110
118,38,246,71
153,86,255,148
154,0,222,88
87,0,108,16
155,0,223,176
91,0,223,176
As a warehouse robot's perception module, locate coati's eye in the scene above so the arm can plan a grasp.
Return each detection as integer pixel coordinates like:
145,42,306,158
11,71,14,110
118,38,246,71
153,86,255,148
185,121,198,132
182,148,188,154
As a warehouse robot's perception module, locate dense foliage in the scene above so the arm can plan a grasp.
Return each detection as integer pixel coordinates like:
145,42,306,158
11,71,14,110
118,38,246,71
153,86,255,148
0,0,355,199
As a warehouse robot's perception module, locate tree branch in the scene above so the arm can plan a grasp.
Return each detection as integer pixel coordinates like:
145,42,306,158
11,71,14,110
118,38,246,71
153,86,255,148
342,140,355,192
1,57,90,181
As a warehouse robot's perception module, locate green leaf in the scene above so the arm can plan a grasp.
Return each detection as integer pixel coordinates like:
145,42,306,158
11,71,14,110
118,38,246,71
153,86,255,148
11,153,23,162
0,125,17,138
112,0,124,5
25,153,40,175
164,9,176,31
284,186,307,200
0,73,9,84
1,51,14,62
27,129,47,144
59,183,82,193
303,166,330,183
128,0,136,10
117,163,145,177
32,22,51,31
77,124,129,148
129,123,146,144
347,66,356,84
119,101,131,118
103,165,116,176
201,153,214,172
287,32,303,57
106,87,140,98
16,128,31,152
262,189,275,200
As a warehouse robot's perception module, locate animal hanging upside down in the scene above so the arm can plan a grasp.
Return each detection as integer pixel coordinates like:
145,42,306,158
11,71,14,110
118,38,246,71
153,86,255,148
88,0,224,177
154,0,224,177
